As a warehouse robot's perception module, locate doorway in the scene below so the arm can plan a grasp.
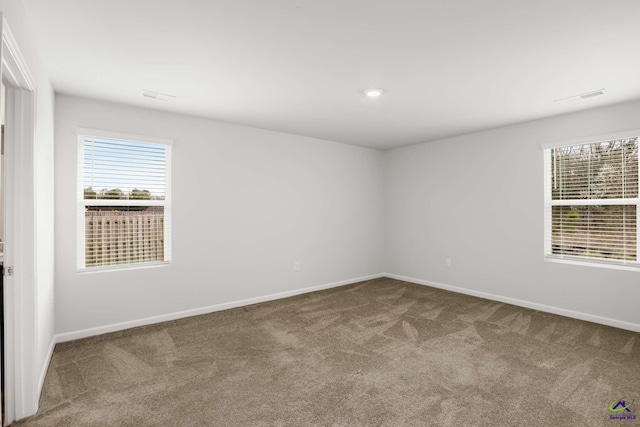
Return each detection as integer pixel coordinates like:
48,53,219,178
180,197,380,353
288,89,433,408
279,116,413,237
1,15,39,425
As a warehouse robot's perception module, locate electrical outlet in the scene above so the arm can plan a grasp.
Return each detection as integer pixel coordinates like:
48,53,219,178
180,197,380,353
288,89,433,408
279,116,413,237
445,258,452,268
293,262,301,272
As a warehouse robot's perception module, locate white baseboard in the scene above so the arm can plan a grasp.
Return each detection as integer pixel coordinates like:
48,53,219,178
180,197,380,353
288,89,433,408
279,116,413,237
38,337,56,394
384,273,640,333
55,273,385,343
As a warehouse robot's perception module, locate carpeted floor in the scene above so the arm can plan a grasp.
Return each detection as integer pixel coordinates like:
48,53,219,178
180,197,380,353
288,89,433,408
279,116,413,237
16,278,640,426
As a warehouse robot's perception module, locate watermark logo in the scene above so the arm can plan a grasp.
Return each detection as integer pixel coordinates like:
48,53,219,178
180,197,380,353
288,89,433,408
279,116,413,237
610,398,636,421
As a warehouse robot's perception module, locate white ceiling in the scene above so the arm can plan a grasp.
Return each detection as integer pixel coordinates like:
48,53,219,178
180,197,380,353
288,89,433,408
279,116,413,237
23,0,640,150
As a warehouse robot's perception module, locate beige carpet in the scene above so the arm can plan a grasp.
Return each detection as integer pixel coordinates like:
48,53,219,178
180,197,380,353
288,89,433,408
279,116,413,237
16,278,640,426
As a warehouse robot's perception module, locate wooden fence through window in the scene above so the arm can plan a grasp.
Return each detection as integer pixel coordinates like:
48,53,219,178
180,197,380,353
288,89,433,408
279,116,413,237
85,210,164,267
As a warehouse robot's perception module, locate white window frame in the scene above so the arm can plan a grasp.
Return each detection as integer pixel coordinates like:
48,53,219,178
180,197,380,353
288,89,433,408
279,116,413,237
77,128,172,271
543,129,640,272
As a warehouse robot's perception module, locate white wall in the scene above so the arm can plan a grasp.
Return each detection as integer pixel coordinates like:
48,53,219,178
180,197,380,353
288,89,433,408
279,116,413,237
55,95,384,337
385,99,640,331
55,94,640,338
0,0,56,402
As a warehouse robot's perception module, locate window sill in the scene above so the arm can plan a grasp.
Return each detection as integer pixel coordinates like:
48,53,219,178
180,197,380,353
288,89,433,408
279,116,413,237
545,255,640,272
78,261,170,274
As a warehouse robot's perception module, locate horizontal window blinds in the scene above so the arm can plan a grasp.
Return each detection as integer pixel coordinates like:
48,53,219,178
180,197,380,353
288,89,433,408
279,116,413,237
79,135,171,269
550,139,638,200
83,137,167,200
544,137,639,264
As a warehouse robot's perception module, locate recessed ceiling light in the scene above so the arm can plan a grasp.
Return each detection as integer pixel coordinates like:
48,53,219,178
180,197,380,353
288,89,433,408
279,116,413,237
142,89,176,101
364,88,384,98
554,89,605,103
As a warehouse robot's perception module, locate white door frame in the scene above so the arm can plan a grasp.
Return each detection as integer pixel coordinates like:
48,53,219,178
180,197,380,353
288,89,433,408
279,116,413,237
0,14,38,425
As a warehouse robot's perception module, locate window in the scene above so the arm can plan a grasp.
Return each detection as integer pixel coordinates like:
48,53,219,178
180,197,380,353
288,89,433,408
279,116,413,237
78,128,172,270
544,133,639,269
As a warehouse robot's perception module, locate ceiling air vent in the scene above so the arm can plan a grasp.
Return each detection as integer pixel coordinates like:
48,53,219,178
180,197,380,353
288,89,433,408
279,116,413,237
142,90,176,101
554,89,605,103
